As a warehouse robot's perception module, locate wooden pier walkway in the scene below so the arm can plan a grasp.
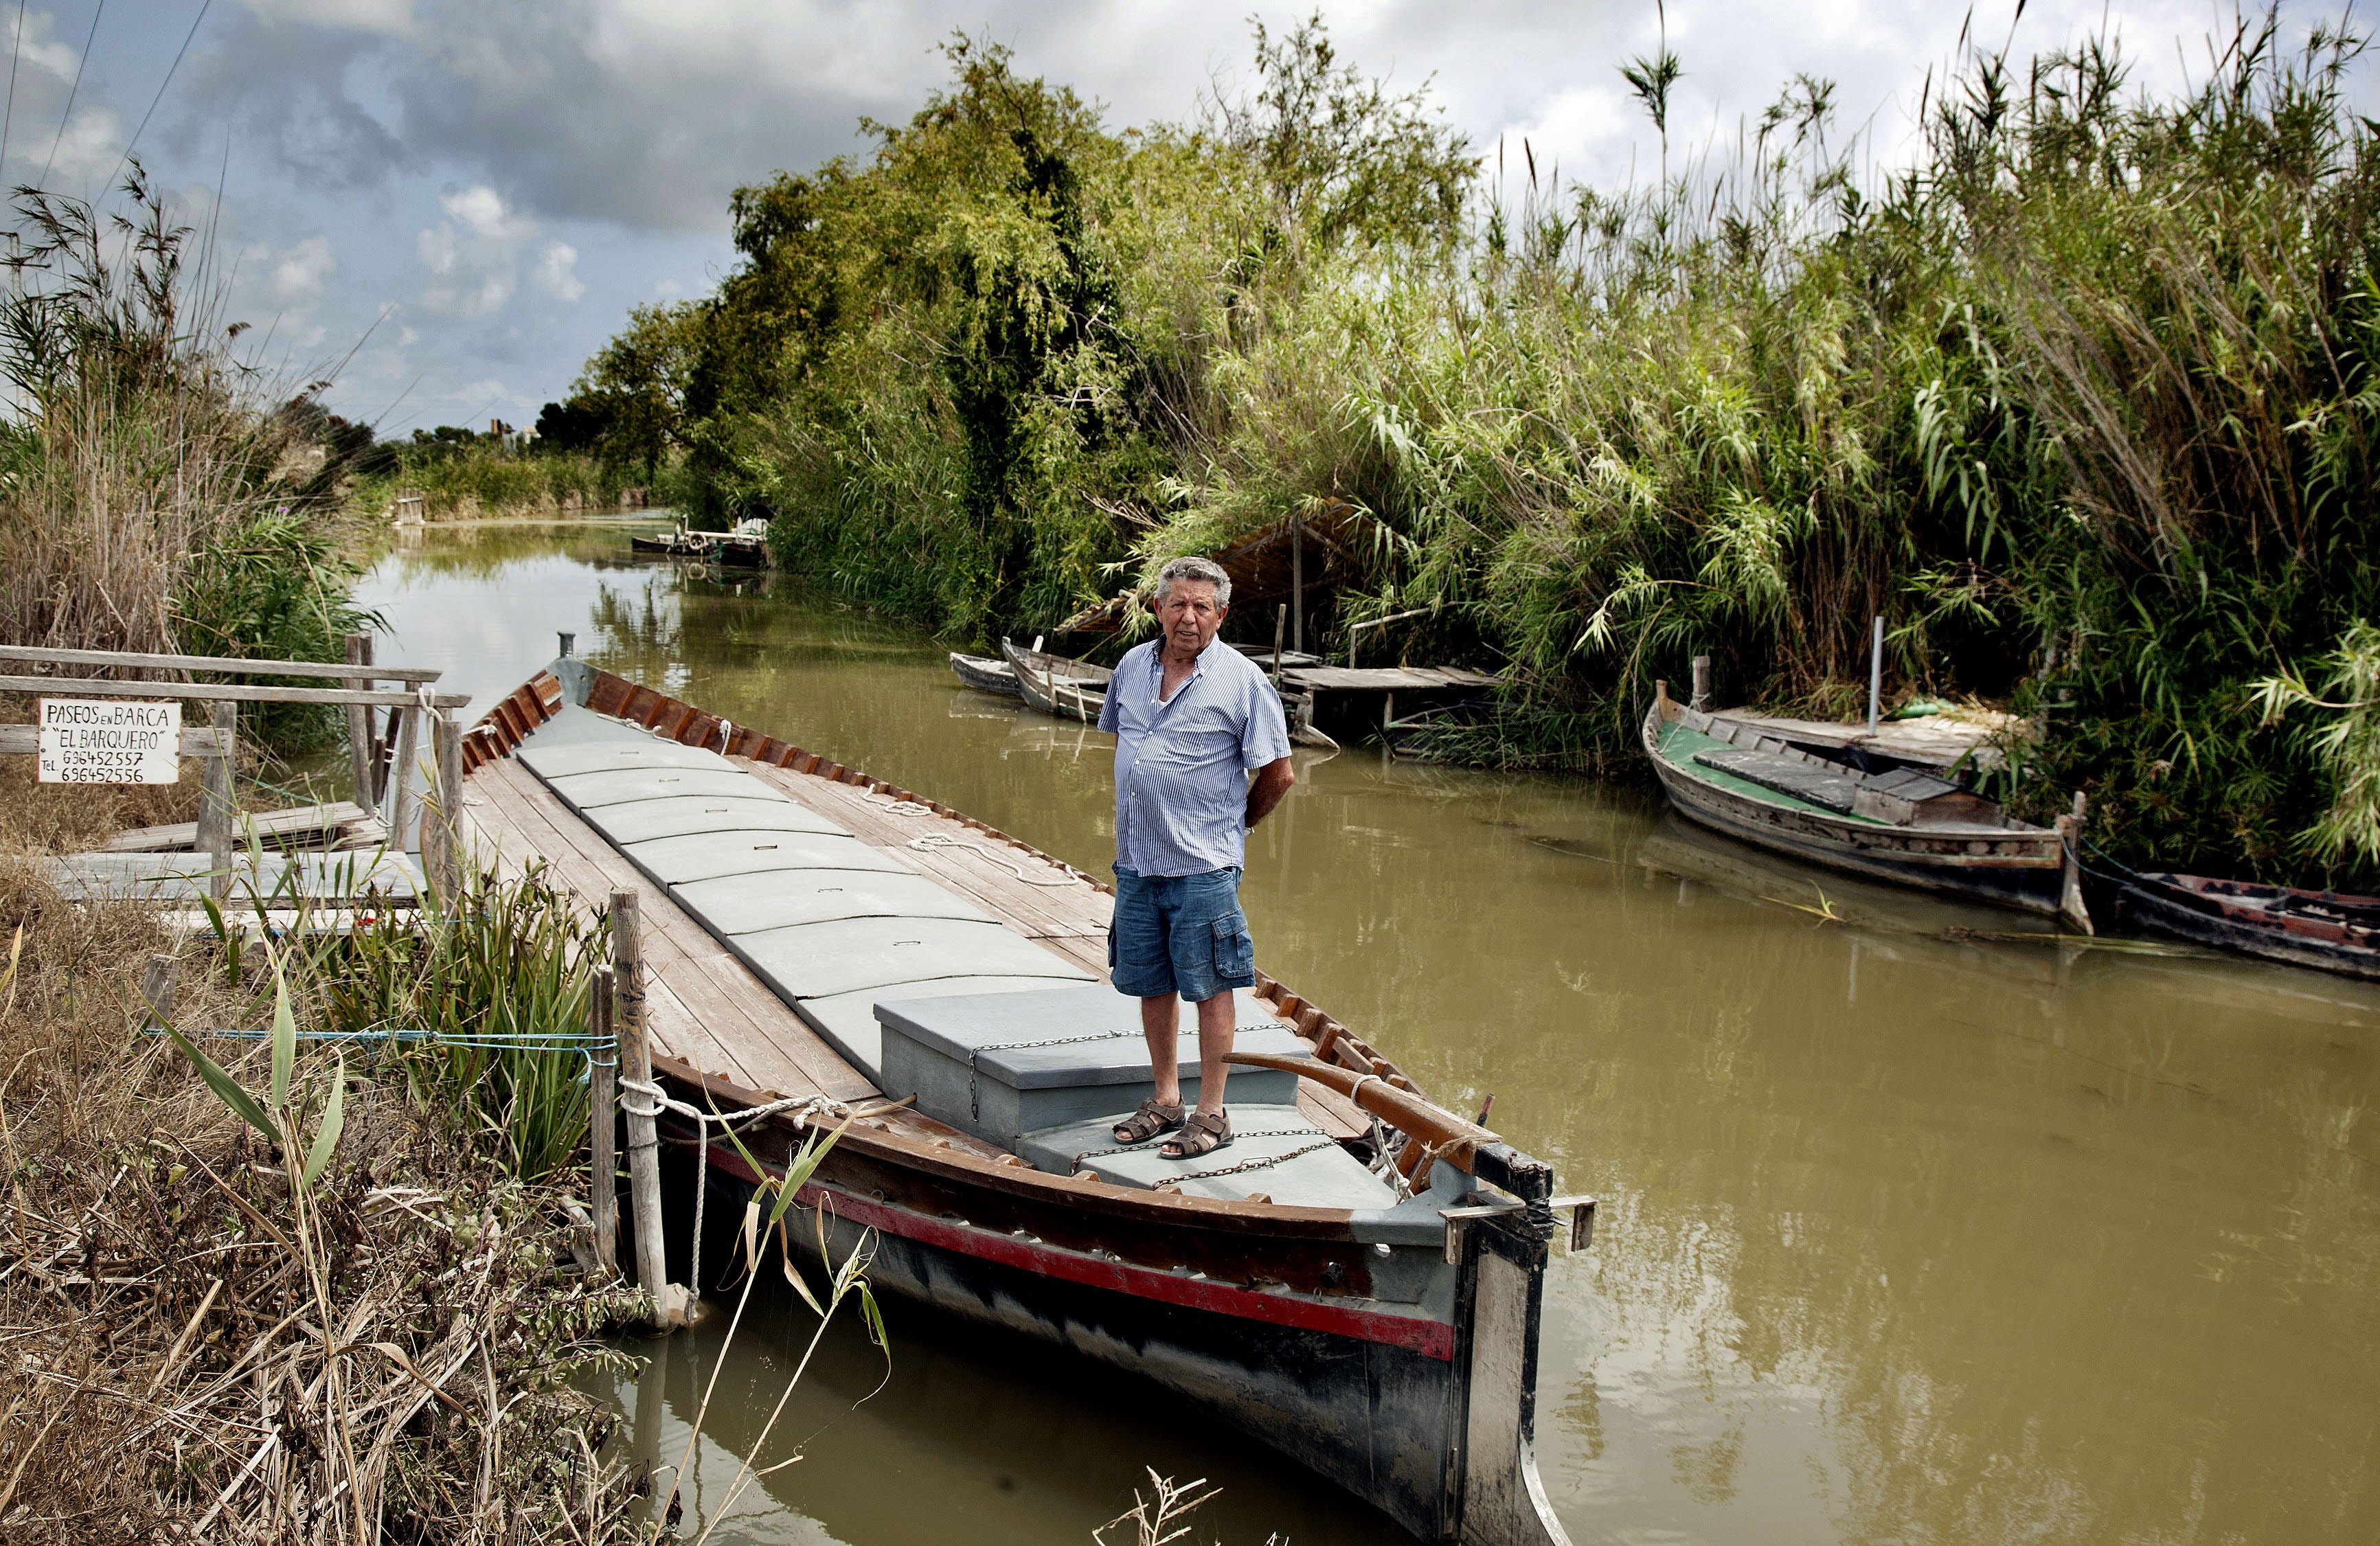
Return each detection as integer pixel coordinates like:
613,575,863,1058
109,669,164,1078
462,742,1370,1141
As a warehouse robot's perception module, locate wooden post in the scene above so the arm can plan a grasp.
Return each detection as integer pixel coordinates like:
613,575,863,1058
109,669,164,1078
1690,655,1712,712
590,965,618,1275
2057,792,2095,937
1867,615,1885,733
196,702,236,900
139,954,177,1029
1291,513,1308,655
342,633,375,806
386,704,421,853
1272,603,1287,681
613,890,677,1323
430,713,464,903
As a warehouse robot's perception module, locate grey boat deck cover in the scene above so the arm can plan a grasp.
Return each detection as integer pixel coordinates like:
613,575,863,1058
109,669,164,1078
508,701,1389,1212
877,984,1394,1208
512,703,1093,1080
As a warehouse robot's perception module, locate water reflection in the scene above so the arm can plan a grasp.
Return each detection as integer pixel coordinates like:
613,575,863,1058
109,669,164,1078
359,526,2380,1546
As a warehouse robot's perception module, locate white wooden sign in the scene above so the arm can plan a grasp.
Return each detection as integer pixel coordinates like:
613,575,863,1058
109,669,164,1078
37,698,181,784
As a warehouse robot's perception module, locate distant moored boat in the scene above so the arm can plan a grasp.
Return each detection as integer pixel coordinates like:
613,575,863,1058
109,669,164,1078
1642,683,2092,932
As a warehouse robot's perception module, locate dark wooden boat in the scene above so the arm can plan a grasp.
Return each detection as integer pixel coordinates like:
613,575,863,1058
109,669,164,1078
460,662,1583,1545
2119,872,2380,979
631,521,769,567
947,651,1021,696
1644,684,2092,932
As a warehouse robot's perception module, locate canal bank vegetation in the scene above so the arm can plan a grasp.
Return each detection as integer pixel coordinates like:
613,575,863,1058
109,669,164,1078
0,172,375,754
576,9,2380,887
0,823,656,1536
353,431,679,523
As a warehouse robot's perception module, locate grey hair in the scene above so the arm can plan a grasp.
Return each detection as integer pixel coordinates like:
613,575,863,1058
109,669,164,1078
1153,555,1232,607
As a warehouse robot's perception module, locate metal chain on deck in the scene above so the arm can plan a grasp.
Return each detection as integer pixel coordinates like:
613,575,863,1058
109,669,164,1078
961,1027,1142,1119
1164,1138,1341,1181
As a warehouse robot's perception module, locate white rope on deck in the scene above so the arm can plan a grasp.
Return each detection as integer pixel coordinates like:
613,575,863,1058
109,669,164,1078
861,790,1076,887
617,1078,854,1300
905,832,1074,886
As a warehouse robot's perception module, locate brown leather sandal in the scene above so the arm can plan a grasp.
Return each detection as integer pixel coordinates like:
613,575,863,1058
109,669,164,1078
1113,1099,1184,1145
1161,1109,1232,1160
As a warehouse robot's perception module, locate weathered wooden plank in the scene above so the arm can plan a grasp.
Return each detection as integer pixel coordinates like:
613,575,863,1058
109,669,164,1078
0,674,468,709
100,801,379,853
468,765,784,1091
0,642,445,681
0,725,231,758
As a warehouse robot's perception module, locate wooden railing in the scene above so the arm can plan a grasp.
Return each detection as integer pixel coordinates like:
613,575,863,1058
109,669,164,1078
0,639,468,900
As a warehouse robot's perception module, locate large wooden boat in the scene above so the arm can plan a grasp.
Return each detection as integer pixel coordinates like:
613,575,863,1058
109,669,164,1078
1643,684,2092,932
947,651,1021,696
2119,872,2380,979
460,660,1583,1545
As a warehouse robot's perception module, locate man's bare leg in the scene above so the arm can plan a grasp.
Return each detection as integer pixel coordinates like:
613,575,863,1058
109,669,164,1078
1141,993,1182,1105
1191,990,1236,1117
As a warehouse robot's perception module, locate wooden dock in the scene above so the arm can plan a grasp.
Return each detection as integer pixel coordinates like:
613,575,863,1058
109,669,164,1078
462,736,1371,1141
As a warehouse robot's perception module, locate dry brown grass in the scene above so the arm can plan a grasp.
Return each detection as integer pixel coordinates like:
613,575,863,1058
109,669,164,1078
0,804,653,1540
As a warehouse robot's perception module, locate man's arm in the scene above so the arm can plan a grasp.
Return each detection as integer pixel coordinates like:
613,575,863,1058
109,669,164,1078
1245,756,1295,827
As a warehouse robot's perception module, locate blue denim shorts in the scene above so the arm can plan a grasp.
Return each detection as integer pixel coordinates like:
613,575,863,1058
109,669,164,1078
1109,865,1254,1003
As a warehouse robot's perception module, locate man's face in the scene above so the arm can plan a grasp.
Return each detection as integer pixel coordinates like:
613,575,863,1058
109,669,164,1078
1155,580,1227,658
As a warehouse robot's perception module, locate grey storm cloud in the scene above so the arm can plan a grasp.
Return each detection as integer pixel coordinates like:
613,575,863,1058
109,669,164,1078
41,0,2366,433
161,0,2336,236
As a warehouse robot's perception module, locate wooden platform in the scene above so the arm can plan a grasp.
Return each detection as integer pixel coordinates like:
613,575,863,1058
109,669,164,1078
43,849,427,903
1280,666,1499,692
100,800,385,853
462,751,1368,1139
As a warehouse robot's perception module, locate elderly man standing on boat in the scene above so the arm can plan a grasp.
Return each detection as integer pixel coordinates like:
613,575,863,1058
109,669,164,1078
1100,555,1296,1160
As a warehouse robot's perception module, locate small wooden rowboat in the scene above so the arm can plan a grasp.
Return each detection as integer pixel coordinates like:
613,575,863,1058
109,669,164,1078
1002,637,1339,749
1644,684,2092,932
460,662,1584,1545
947,652,1021,696
2119,872,2380,979
1001,637,1111,722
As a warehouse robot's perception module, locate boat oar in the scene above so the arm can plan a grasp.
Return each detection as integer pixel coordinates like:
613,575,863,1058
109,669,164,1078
1222,1052,1497,1174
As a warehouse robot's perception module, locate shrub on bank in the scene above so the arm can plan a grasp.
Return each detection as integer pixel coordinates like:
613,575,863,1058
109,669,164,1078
356,446,653,521
0,176,374,750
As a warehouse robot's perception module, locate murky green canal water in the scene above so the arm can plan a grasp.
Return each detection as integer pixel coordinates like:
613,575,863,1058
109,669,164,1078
358,520,2380,1546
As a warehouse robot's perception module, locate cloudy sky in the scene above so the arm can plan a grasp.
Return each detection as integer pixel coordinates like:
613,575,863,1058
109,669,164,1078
16,0,2361,437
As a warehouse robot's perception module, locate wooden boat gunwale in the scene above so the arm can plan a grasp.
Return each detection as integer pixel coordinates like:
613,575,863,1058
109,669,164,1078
460,661,1577,1545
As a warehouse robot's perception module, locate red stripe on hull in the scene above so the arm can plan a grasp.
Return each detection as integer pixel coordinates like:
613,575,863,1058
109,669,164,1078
701,1142,1454,1361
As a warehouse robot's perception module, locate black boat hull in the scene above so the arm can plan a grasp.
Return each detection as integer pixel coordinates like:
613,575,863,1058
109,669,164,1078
2120,877,2380,981
688,1139,1569,1546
